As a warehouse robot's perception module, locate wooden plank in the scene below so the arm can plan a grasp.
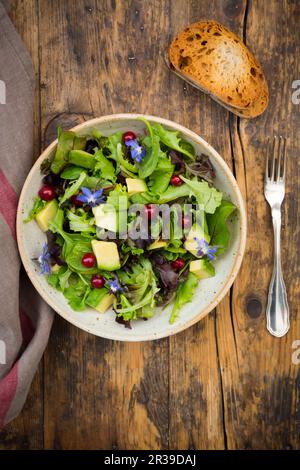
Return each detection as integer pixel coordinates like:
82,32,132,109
0,0,43,450
39,0,170,450
168,0,247,450
217,0,300,449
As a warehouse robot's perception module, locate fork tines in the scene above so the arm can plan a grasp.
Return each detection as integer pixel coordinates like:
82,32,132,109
265,135,287,182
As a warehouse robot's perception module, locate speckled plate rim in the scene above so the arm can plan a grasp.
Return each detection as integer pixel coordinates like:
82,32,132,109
17,113,247,341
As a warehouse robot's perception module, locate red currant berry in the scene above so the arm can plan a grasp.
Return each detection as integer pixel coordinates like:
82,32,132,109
171,258,185,271
70,194,83,206
91,274,105,288
144,204,157,219
81,252,96,268
38,184,56,201
123,131,137,142
170,175,183,186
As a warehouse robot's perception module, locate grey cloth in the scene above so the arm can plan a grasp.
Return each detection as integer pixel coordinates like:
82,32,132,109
0,1,53,427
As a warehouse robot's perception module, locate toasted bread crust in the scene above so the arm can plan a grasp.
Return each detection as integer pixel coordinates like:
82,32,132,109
169,21,267,110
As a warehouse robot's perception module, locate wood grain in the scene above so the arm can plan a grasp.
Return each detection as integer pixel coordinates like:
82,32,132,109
0,0,299,450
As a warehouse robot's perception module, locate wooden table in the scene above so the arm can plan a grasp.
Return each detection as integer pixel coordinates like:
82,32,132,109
1,0,299,450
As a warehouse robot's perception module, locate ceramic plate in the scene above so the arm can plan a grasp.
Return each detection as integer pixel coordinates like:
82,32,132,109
17,114,246,341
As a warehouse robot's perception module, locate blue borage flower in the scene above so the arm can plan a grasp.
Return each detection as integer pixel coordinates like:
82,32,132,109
125,139,146,163
194,237,218,261
106,279,124,294
76,187,105,207
37,242,51,274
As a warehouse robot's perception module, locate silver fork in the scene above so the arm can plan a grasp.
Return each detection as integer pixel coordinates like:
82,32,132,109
264,136,290,337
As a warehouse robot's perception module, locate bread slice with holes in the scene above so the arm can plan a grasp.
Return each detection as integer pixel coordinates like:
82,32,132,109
168,20,268,112
213,77,269,118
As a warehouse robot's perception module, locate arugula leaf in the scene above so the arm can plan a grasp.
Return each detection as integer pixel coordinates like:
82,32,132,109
59,171,86,205
24,196,46,223
51,130,75,174
170,272,198,324
152,123,195,160
179,176,222,214
207,200,236,254
93,150,116,182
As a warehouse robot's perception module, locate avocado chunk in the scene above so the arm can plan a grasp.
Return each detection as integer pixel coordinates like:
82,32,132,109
190,259,215,279
92,204,117,232
184,224,210,256
94,293,115,313
91,240,121,271
148,240,167,250
68,150,96,170
35,199,58,232
126,178,147,195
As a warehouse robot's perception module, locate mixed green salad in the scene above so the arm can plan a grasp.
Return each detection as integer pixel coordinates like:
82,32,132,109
25,118,237,327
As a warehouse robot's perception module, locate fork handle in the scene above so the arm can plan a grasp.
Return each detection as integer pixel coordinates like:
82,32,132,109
266,207,290,337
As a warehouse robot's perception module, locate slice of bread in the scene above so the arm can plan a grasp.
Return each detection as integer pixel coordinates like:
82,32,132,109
212,78,269,118
169,21,267,111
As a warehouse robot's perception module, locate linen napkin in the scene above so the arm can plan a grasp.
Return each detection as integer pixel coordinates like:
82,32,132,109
0,1,53,427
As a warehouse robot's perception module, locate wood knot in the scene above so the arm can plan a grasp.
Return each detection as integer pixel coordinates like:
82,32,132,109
246,296,262,318
223,0,244,19
43,112,93,148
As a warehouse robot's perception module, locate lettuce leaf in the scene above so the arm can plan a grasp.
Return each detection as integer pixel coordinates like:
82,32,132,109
207,200,236,254
59,171,87,205
94,150,116,182
66,210,96,233
152,123,195,160
148,154,174,194
179,176,222,214
169,272,198,324
24,196,46,223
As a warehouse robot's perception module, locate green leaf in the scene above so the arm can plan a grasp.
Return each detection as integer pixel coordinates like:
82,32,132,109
138,134,160,178
51,130,75,174
93,150,116,182
152,123,195,160
66,241,98,274
66,210,96,233
24,196,46,223
85,288,108,308
179,176,223,214
106,132,123,160
170,272,198,324
116,143,138,174
207,200,237,254
60,165,83,180
148,153,174,194
59,171,87,205
105,184,128,211
158,184,190,203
